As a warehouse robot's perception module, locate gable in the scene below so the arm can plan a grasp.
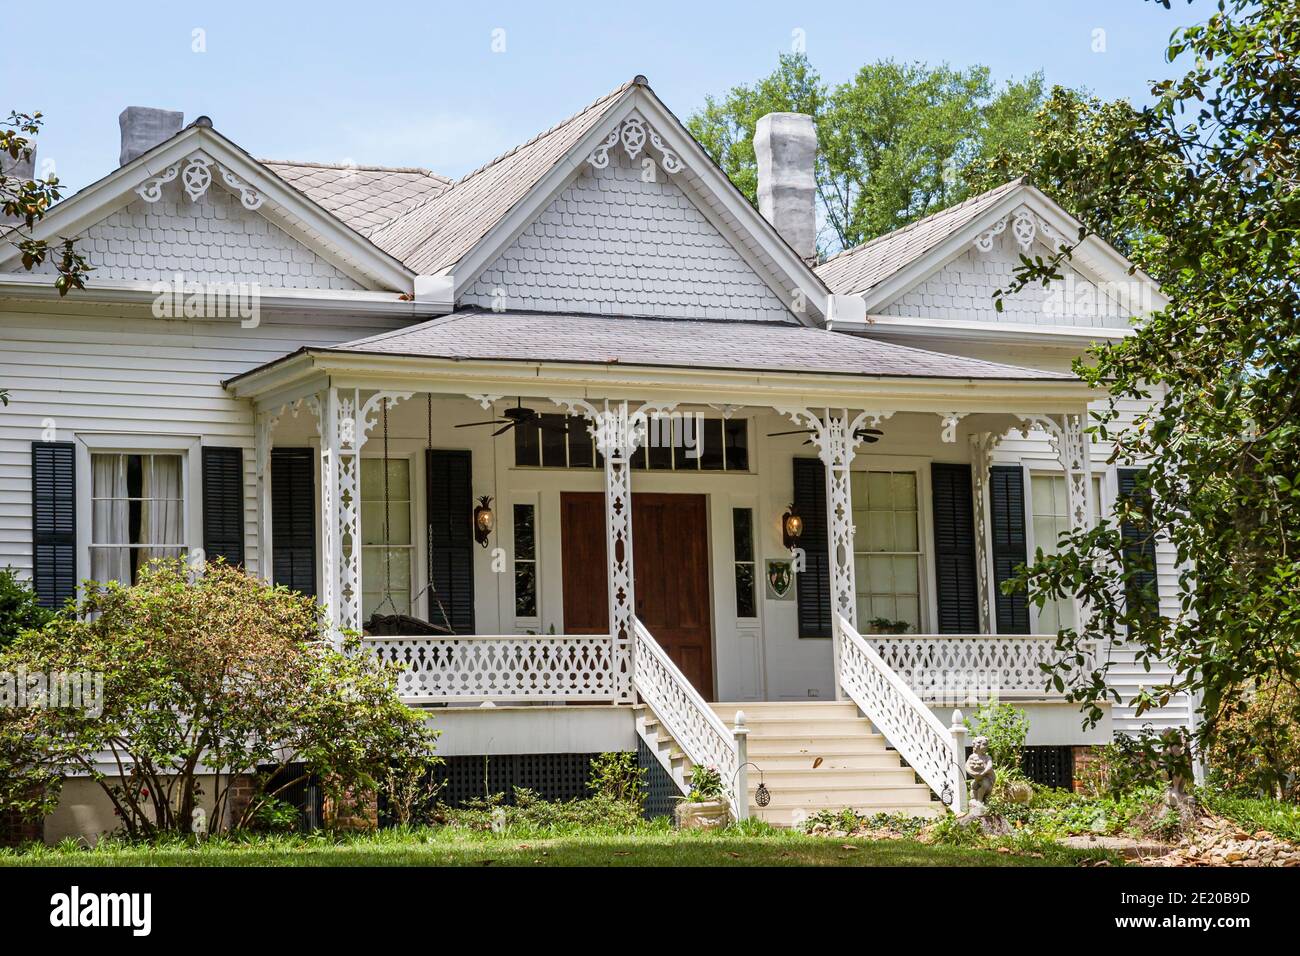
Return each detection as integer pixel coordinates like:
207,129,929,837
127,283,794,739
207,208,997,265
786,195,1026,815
459,155,795,322
877,213,1134,330
20,185,365,291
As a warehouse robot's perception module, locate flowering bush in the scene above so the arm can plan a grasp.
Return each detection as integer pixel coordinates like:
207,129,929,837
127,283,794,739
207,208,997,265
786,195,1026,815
687,764,725,802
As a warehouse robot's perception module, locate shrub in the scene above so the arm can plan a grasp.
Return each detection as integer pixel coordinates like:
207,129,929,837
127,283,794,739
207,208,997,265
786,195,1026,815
0,567,53,649
1205,678,1300,801
1077,728,1186,798
964,701,1030,781
442,788,647,834
588,751,646,807
0,559,439,839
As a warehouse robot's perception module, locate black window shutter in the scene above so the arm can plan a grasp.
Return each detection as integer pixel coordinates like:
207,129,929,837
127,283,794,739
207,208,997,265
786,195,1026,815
1118,468,1159,617
271,448,316,597
988,465,1030,633
793,457,831,638
31,441,77,609
202,446,244,568
426,449,475,635
931,462,979,633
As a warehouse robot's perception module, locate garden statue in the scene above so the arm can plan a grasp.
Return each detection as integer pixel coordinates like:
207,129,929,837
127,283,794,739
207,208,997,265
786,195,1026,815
964,735,996,809
191,807,206,838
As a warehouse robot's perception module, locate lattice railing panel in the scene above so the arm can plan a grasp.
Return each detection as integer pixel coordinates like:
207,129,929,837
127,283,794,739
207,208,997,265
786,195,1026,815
837,615,962,804
366,635,617,702
632,620,740,815
869,635,1100,703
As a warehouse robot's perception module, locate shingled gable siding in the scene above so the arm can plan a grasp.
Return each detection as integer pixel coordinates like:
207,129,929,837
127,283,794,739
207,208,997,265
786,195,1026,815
879,229,1129,329
459,156,794,322
0,304,412,583
27,188,365,290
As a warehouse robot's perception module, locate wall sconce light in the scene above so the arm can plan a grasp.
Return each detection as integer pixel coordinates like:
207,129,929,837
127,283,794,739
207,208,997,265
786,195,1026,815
782,504,803,551
473,495,495,548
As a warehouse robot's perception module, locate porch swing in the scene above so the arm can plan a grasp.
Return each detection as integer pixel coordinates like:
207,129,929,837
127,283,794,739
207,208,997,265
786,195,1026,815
364,394,455,637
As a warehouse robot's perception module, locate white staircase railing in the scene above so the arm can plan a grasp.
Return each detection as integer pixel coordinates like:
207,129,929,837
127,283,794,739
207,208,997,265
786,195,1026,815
837,614,967,813
632,618,744,819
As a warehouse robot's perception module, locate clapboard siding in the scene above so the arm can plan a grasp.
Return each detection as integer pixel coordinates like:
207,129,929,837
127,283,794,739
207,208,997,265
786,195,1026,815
0,303,412,580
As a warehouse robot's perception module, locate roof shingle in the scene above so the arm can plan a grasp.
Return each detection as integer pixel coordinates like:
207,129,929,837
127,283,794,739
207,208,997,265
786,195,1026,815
815,178,1024,295
326,308,1074,380
262,160,452,236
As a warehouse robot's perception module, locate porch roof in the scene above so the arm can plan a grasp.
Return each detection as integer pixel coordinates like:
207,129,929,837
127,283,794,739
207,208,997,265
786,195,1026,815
227,308,1075,386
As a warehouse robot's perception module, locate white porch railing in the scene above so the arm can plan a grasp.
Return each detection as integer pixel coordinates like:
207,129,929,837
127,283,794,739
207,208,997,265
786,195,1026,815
366,634,617,703
632,618,744,819
869,634,1100,703
837,614,967,813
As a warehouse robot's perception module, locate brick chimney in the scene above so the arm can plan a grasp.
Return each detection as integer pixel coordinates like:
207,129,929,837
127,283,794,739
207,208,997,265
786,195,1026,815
118,107,184,166
753,113,817,261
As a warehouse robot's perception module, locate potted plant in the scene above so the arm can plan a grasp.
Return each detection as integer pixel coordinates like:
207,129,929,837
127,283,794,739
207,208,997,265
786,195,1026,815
674,764,731,829
867,617,911,635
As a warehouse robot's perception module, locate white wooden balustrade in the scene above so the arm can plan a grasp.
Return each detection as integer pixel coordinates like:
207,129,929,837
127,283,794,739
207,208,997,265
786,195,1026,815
366,634,617,703
836,614,967,813
869,634,1100,703
632,619,744,819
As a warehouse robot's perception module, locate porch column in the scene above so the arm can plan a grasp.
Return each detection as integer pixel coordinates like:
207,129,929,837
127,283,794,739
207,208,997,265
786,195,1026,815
969,432,997,634
320,387,412,639
598,402,640,704
254,409,274,583
1021,411,1093,628
777,407,878,696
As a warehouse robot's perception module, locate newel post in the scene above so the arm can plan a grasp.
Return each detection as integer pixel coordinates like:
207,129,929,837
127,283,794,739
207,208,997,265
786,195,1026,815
949,709,969,814
732,710,750,822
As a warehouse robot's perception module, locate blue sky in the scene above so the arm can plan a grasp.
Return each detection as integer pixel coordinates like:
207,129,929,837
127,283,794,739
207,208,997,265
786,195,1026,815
6,0,1207,194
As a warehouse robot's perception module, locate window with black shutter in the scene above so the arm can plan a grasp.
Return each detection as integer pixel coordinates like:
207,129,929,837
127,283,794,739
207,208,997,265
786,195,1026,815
426,449,475,634
931,462,978,633
201,446,244,568
31,441,76,609
1118,468,1159,621
792,457,830,638
271,448,316,597
989,465,1030,633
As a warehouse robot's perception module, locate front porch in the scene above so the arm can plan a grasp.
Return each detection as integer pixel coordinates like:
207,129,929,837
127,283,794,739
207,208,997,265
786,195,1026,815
227,314,1103,817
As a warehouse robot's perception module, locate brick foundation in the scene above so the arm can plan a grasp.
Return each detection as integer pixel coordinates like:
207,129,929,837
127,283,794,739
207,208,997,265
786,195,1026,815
322,782,378,832
0,806,43,848
1072,745,1100,794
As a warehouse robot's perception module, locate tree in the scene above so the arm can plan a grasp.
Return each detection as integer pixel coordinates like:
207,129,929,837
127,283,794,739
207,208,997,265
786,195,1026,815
2,110,92,406
688,54,1045,254
0,560,439,837
996,0,1300,749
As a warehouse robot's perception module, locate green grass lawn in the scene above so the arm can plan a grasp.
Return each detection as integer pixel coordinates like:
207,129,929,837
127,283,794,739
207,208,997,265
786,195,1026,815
1,825,1118,867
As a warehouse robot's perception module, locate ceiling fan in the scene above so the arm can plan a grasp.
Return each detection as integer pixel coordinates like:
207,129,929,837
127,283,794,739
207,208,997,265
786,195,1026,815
454,398,569,438
766,426,884,446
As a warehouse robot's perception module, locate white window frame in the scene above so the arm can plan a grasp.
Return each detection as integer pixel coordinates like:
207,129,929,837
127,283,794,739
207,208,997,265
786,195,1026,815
510,492,542,630
850,455,934,635
359,452,417,621
74,433,202,588
1022,463,1108,634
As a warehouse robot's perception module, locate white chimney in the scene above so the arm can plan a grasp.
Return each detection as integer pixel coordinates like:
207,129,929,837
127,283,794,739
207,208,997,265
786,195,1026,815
754,112,817,261
119,107,184,166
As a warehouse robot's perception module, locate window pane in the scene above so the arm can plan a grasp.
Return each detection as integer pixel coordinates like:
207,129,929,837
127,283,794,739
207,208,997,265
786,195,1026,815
514,504,535,560
895,510,918,552
540,416,567,467
515,563,537,618
732,508,754,563
514,420,539,466
567,416,594,468
892,472,917,509
700,419,725,470
724,419,748,471
735,564,756,618
647,436,672,470
673,416,701,470
865,510,895,552
867,471,892,507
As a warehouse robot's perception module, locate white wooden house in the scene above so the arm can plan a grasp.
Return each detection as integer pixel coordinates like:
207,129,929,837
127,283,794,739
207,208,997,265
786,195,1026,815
0,77,1190,827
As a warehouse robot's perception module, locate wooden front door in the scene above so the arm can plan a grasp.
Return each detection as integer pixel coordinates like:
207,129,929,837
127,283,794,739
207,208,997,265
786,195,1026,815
560,492,714,699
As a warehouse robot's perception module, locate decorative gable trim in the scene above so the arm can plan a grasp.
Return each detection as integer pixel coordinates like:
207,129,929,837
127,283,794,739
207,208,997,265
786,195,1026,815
586,113,684,173
971,205,1064,254
449,85,830,325
135,150,265,209
0,124,418,293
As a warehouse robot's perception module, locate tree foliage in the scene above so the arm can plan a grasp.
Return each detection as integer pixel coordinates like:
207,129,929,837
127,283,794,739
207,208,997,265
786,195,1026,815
688,54,1045,254
0,561,439,837
997,0,1300,747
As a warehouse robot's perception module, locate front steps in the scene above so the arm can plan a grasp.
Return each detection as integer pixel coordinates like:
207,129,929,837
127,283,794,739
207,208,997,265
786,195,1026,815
636,700,940,826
